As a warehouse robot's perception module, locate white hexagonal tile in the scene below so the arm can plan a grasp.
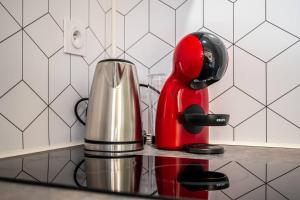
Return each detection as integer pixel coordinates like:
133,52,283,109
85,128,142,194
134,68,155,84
267,41,300,104
98,0,112,12
0,114,22,152
49,0,70,28
49,108,70,146
23,0,48,26
116,0,141,15
267,108,300,144
71,120,85,143
125,0,148,49
49,49,70,103
71,0,89,28
0,3,20,42
0,0,22,25
150,0,175,46
204,0,233,42
209,125,234,143
269,167,300,200
269,87,300,128
90,0,105,46
84,28,104,64
235,108,266,143
141,108,149,135
234,0,265,42
176,0,203,43
234,46,266,104
106,45,124,58
23,32,48,103
50,86,81,126
105,9,112,48
0,31,22,97
23,153,48,182
209,46,233,101
126,33,173,67
24,108,48,149
236,22,298,62
125,53,149,84
198,27,232,48
210,87,264,127
0,82,46,130
267,0,300,37
25,14,63,57
71,55,88,98
140,100,148,112
160,0,186,9
150,50,173,77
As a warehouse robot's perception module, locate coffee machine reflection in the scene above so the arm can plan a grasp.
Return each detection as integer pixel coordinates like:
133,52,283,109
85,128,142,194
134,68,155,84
74,155,142,193
155,157,229,199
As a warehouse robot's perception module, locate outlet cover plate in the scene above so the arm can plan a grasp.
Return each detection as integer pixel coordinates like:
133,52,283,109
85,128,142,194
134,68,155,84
64,18,86,56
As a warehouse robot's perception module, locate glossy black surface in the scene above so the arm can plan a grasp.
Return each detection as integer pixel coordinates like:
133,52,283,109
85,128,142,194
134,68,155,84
0,146,299,200
190,32,228,89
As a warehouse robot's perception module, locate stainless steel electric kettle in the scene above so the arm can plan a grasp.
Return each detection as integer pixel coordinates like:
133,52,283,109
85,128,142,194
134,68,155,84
83,59,143,157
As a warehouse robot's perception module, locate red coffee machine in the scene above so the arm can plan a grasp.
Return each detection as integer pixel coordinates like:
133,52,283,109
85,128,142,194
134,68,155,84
155,32,229,154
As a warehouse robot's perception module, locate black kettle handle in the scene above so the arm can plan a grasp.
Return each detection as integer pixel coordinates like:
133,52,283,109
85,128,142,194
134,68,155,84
180,114,229,126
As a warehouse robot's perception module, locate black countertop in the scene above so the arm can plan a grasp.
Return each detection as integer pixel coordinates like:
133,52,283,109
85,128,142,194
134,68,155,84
0,145,299,200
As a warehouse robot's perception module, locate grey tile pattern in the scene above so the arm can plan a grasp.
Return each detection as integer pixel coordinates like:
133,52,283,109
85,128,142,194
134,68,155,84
0,0,110,153
115,0,300,146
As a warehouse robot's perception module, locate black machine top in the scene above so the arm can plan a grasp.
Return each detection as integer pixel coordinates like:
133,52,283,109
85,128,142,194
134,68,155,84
190,32,229,90
0,146,299,200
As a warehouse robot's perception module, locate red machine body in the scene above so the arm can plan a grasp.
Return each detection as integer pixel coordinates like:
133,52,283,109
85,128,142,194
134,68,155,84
155,157,209,199
156,34,208,149
155,32,229,150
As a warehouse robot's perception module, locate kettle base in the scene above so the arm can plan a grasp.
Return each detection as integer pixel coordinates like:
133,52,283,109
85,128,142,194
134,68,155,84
84,139,143,157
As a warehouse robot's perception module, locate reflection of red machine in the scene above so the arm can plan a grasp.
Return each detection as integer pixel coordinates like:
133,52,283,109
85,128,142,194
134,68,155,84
156,32,230,154
155,157,229,199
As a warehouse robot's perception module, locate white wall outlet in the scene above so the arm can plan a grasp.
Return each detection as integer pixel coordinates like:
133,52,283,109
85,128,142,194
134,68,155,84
63,18,86,56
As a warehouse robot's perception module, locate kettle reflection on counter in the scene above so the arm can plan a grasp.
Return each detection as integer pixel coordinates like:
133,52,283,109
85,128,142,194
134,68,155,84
74,155,142,193
74,155,229,199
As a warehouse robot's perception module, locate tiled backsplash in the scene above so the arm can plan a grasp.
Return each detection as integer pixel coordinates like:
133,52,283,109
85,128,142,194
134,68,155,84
0,0,300,156
0,0,111,155
113,0,300,147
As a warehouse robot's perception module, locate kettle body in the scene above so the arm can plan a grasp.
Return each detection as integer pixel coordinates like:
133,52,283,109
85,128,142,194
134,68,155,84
85,59,143,156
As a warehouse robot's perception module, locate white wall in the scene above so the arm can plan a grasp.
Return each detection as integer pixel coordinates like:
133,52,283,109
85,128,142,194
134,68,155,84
0,0,111,156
